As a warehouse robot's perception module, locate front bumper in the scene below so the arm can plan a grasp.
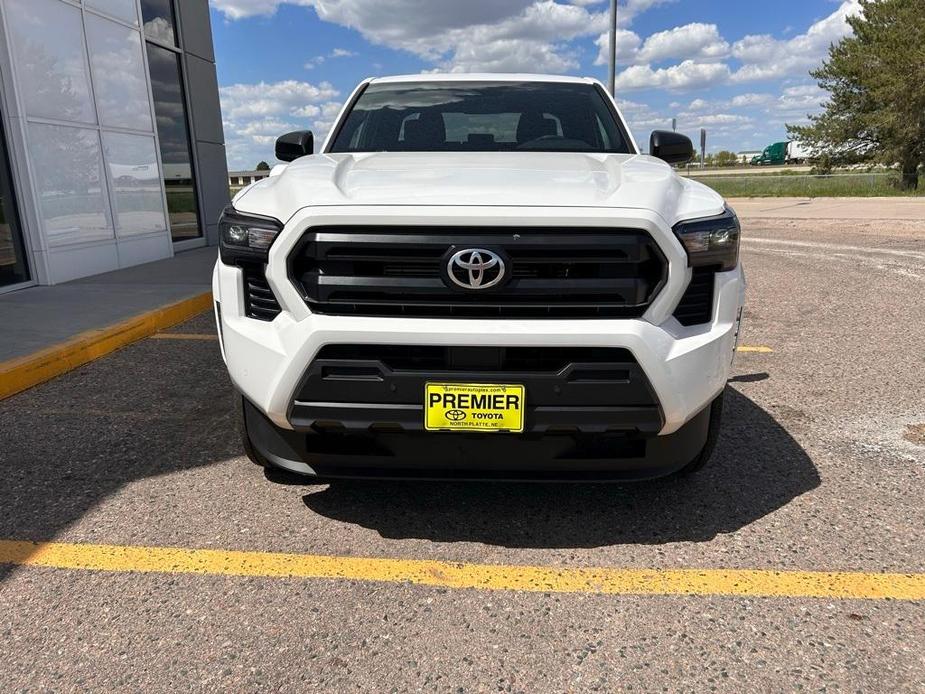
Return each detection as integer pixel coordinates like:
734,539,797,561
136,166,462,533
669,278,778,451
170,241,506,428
243,396,715,481
214,259,745,437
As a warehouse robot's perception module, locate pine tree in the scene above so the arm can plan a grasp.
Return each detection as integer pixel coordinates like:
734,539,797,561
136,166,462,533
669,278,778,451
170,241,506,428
788,0,925,189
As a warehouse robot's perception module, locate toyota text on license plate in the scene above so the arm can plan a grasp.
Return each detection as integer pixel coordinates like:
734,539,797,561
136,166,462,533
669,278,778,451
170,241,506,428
424,383,525,433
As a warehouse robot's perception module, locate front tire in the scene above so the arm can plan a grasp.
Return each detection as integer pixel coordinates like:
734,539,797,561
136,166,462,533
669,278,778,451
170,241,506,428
678,391,724,475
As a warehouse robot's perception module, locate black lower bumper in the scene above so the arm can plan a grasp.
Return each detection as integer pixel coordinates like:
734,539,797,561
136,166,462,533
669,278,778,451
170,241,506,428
243,398,712,482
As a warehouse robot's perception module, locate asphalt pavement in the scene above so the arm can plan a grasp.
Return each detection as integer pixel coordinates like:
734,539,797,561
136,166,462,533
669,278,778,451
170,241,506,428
1,207,923,692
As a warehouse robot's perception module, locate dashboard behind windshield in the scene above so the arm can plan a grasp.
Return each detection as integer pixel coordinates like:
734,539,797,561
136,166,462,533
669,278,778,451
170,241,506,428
327,81,634,154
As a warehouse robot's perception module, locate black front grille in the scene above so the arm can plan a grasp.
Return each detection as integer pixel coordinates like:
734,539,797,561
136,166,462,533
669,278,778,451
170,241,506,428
673,267,716,326
242,263,281,321
288,227,667,318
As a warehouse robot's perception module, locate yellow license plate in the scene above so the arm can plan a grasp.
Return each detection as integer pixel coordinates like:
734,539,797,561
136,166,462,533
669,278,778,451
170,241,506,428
424,383,525,433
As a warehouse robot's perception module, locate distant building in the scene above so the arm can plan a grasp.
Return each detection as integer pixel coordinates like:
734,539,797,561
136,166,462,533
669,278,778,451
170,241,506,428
229,170,272,187
737,151,761,164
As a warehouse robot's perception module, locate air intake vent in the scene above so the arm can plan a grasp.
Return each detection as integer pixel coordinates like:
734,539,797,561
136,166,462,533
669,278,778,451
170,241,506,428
673,268,715,326
242,264,281,321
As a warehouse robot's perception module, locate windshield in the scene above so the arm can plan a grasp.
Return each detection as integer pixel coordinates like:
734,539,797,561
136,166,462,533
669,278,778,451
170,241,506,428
328,81,634,154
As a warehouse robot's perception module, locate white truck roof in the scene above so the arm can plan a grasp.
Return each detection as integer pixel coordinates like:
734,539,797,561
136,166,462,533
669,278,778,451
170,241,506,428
369,73,597,85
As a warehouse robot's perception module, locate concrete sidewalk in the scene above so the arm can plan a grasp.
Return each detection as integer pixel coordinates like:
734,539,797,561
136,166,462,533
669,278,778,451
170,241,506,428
728,196,925,220
0,248,214,363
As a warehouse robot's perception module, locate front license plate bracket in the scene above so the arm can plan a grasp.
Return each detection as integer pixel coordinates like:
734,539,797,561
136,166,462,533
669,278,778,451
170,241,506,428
424,382,525,433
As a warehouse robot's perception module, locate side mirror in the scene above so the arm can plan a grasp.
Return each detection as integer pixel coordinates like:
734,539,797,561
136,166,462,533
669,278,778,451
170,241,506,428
275,130,314,162
649,130,694,165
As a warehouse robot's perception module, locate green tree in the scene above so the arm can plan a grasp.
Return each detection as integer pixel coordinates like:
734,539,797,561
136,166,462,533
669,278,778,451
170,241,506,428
714,150,738,167
788,0,925,189
256,161,270,171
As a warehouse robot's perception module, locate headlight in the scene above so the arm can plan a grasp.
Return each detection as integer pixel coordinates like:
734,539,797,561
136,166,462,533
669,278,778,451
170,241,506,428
673,206,740,271
219,206,284,264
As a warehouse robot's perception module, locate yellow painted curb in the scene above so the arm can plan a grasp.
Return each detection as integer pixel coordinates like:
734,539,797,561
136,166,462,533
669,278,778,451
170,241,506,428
1,540,923,601
0,292,212,400
737,345,774,353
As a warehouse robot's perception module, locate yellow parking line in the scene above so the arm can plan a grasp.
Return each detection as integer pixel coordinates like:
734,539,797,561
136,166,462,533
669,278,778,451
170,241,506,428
1,540,922,601
150,333,218,341
737,345,774,353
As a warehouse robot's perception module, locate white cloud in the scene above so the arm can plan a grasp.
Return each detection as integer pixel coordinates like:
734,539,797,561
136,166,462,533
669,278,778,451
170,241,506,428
212,0,668,75
211,0,296,19
683,93,773,112
620,0,677,25
220,80,338,119
678,113,752,127
772,84,828,115
605,0,858,96
616,60,731,91
731,0,861,82
593,29,642,65
417,1,610,73
220,79,341,168
616,97,670,130
730,92,773,108
304,47,357,70
637,23,728,63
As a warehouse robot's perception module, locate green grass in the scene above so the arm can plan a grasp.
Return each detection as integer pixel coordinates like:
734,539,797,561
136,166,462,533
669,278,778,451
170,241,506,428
689,172,924,197
165,191,197,214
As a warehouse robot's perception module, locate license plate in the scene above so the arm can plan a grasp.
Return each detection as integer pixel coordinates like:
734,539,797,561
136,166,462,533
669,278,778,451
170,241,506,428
424,383,525,433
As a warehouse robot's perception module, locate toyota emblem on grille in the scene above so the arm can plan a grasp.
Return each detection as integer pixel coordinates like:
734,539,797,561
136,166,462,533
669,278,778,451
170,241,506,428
446,248,506,290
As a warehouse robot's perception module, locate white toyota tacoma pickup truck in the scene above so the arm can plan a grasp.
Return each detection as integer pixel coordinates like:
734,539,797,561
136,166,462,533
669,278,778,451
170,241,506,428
214,74,746,481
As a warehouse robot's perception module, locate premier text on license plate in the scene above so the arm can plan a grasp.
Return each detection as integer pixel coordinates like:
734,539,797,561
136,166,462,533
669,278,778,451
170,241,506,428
424,383,525,433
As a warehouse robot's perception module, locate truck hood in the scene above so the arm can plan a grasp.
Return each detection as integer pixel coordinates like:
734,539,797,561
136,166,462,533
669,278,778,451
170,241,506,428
233,151,723,225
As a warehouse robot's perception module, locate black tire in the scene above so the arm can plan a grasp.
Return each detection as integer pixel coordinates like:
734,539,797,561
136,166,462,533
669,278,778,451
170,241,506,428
678,390,725,475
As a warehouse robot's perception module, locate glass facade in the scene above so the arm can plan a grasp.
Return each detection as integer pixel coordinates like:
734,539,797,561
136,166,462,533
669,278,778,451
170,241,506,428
0,0,225,286
5,0,168,253
146,41,202,241
0,108,29,287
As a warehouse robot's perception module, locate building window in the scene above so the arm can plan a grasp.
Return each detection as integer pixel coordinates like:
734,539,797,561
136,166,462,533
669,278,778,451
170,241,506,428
27,123,112,247
145,36,202,242
86,14,153,132
103,132,168,238
141,0,177,46
0,107,29,288
86,0,139,26
5,0,96,125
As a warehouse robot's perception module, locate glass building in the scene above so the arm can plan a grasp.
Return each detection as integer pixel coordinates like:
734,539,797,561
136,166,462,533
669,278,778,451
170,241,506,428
0,0,229,290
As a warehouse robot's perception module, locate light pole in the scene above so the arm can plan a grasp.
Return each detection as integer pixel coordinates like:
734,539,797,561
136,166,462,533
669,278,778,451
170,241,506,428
607,0,617,96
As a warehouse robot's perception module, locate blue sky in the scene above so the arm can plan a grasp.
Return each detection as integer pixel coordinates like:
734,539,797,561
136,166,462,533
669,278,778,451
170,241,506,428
209,0,861,170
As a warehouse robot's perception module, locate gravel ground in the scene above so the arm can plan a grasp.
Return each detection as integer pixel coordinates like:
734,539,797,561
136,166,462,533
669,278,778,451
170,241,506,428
0,211,923,692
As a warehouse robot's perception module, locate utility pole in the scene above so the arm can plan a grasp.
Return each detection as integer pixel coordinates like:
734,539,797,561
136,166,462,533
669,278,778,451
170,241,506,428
607,0,617,96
